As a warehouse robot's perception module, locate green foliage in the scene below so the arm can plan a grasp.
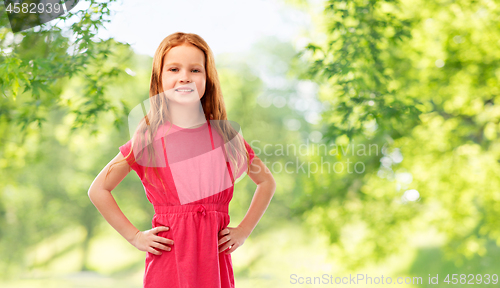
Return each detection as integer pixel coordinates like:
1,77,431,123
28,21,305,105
0,0,130,139
0,43,149,279
0,0,141,279
294,0,500,270
298,0,422,142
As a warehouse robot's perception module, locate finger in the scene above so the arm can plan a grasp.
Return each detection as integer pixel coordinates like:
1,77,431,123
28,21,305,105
218,242,233,253
155,236,174,245
218,235,230,246
151,241,171,251
218,228,230,236
150,226,169,236
148,247,162,255
225,243,238,254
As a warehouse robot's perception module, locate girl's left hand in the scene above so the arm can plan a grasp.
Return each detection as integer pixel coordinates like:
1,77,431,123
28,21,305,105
218,226,248,254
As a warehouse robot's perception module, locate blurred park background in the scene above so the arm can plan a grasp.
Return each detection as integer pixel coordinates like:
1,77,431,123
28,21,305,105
1,0,500,287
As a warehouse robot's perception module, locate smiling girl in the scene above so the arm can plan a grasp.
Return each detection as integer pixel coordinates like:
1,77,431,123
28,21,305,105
88,32,276,288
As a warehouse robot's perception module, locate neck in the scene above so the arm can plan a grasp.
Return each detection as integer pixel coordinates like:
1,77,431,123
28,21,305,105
167,101,206,128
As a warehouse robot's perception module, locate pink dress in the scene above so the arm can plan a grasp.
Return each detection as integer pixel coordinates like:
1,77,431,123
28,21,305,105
119,119,255,288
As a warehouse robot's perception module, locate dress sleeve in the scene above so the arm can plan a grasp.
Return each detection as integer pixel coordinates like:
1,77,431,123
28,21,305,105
243,138,256,165
119,139,141,173
229,138,256,181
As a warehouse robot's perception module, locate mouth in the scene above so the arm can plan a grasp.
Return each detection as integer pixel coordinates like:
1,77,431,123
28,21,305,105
175,86,194,92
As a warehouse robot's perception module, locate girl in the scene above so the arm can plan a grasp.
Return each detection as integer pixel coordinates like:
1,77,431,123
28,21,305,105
88,32,276,288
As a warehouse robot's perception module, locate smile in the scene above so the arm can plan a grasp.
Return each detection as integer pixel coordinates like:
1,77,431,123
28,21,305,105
175,89,193,92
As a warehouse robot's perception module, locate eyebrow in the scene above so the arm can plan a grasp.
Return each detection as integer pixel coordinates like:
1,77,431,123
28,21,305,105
165,62,204,68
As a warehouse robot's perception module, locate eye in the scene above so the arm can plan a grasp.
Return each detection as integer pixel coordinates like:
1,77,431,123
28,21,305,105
169,68,178,72
192,69,200,73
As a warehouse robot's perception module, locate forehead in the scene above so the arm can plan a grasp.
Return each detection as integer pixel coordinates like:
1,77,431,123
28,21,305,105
163,43,205,66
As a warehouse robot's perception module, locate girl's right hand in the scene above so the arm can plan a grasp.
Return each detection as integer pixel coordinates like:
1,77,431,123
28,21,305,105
130,226,174,255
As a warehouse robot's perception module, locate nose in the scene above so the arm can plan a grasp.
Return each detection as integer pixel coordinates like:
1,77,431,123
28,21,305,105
179,70,191,83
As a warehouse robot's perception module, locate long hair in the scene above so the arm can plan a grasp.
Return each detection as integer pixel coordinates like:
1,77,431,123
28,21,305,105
106,32,250,192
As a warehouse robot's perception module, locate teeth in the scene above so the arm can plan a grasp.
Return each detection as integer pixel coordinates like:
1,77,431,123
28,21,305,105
176,89,193,92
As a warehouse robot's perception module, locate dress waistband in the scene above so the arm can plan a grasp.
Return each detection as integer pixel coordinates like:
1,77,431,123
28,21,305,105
153,203,228,214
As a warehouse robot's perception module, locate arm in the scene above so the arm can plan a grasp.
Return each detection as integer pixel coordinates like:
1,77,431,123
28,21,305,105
237,156,276,237
88,152,140,243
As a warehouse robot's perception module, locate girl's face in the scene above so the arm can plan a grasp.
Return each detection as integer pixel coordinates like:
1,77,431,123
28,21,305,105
161,42,207,103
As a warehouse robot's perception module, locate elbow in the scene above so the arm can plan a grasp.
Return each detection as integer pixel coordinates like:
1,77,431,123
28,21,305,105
269,173,277,190
262,176,276,194
270,180,277,194
87,186,101,200
88,187,112,199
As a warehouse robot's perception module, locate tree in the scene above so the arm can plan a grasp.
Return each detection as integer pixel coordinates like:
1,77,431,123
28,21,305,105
0,0,137,277
287,0,500,269
0,0,130,140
